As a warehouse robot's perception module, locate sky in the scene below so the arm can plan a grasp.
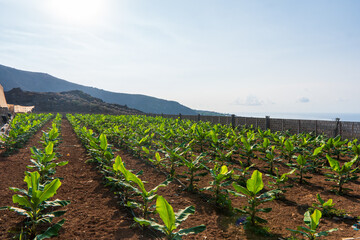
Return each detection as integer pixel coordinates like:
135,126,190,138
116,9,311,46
0,0,359,115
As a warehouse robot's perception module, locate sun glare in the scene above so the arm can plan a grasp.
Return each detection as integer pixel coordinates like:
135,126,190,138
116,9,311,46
47,0,105,25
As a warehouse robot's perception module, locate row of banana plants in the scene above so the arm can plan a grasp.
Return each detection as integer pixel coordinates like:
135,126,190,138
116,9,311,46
0,113,53,154
66,114,206,239
69,113,355,238
1,114,70,240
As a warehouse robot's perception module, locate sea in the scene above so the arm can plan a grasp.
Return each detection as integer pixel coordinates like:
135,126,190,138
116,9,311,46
234,112,360,122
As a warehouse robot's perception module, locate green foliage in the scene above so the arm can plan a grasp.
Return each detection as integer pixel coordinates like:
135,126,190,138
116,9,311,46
282,139,297,163
202,164,233,210
267,168,295,199
325,154,358,194
0,113,53,153
0,171,69,239
232,170,277,227
288,155,311,184
160,141,192,177
178,152,208,192
27,142,68,183
112,156,171,219
262,145,277,174
134,196,206,239
40,124,60,148
239,134,257,166
310,194,345,217
287,210,338,240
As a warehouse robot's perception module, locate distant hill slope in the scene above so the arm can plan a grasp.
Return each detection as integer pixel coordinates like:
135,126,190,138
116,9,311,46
0,64,197,115
5,88,143,115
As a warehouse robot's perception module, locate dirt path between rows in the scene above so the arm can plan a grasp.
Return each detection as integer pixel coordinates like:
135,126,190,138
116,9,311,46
52,119,148,240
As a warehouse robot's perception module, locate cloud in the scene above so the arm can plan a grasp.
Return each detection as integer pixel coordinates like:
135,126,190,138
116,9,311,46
234,95,264,106
298,97,310,103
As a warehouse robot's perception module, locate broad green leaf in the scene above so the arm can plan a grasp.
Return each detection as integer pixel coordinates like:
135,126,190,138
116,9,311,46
113,156,122,172
25,171,41,196
156,196,176,232
303,211,311,228
247,170,263,195
296,155,306,166
45,142,54,155
34,219,65,240
57,161,68,167
7,206,31,217
128,172,146,194
38,179,61,203
315,228,338,237
316,194,324,204
155,152,161,162
323,199,333,207
12,195,31,208
232,182,251,196
326,155,339,171
219,165,228,175
175,205,195,227
134,217,165,232
99,134,108,150
313,146,323,156
177,225,206,236
310,209,321,230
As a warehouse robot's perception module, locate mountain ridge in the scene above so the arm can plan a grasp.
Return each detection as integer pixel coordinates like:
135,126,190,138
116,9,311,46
5,88,142,115
0,64,197,115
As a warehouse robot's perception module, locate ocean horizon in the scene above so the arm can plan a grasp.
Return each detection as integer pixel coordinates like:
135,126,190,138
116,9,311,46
234,112,360,122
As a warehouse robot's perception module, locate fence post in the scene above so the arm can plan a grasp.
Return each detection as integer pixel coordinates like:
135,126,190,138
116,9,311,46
334,118,340,137
265,116,270,130
298,120,301,134
197,114,200,122
179,113,182,120
315,120,318,136
281,119,284,132
231,114,235,129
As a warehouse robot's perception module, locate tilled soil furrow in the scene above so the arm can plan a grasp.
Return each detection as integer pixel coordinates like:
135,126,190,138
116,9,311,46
52,118,147,240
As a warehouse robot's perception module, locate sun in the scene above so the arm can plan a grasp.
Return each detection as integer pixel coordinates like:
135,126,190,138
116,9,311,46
46,0,105,26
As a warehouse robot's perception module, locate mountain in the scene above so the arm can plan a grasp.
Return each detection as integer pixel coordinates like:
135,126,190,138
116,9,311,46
5,88,142,115
0,64,197,115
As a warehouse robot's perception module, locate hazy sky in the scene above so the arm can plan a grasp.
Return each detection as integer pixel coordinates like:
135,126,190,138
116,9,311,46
0,0,359,114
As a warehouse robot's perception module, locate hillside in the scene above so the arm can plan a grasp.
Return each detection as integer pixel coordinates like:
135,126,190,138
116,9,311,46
5,88,142,115
0,64,197,115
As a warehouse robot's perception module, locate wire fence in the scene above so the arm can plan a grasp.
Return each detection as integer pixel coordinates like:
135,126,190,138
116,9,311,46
145,113,360,139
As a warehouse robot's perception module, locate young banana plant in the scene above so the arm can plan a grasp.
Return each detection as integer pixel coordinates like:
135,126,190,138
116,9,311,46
27,142,68,183
134,195,206,239
232,170,277,226
287,209,338,240
0,171,70,239
113,156,171,219
202,164,233,210
40,125,60,148
311,194,340,217
262,145,277,174
325,154,358,194
239,135,257,166
177,152,208,192
288,154,310,184
267,168,295,199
